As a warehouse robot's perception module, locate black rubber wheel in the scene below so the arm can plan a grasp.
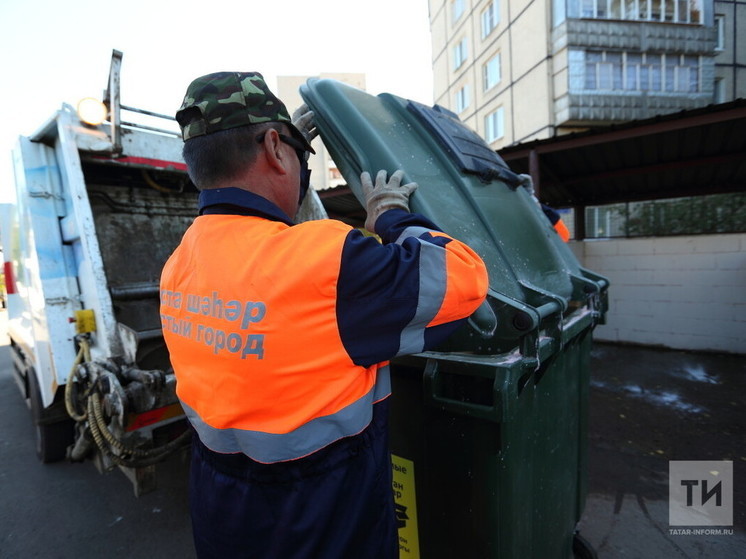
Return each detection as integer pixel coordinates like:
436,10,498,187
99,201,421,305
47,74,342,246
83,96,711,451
28,369,74,463
573,532,598,559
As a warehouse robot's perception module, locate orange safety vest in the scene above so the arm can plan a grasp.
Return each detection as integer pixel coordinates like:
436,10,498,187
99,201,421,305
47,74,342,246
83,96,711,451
160,190,487,463
554,218,570,242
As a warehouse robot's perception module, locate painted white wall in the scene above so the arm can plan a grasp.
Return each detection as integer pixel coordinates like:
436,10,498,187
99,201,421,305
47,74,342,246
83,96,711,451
570,234,746,354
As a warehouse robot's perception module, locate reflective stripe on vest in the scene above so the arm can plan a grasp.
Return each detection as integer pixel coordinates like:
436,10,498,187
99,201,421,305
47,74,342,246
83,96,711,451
162,215,392,463
183,365,391,463
395,226,448,355
393,225,487,355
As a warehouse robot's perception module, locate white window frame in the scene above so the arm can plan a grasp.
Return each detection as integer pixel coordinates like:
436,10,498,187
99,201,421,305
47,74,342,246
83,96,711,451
581,0,702,22
455,84,471,113
713,78,725,104
583,50,700,93
453,37,468,70
452,0,465,24
715,15,725,51
481,0,500,39
483,53,501,91
484,107,504,142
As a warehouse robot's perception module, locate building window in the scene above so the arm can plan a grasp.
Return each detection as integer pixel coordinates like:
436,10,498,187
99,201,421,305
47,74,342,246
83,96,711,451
624,54,641,90
584,51,700,93
714,78,725,104
715,15,725,51
483,53,501,91
585,51,622,89
579,0,702,23
329,165,345,187
481,0,500,38
455,85,471,113
484,107,504,142
452,0,465,24
453,38,468,70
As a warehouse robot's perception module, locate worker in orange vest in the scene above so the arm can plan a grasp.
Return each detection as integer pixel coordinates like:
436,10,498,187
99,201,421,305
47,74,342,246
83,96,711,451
519,174,570,242
160,72,488,559
541,203,571,242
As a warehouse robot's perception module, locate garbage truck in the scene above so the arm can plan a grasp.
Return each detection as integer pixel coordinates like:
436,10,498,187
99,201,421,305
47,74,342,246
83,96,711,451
0,50,328,496
0,51,197,495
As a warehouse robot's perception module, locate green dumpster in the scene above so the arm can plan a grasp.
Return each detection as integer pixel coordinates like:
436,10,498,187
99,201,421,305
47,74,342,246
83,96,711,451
300,79,609,559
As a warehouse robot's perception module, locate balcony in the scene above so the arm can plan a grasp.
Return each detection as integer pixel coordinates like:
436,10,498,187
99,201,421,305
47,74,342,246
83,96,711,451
554,18,717,55
553,18,717,126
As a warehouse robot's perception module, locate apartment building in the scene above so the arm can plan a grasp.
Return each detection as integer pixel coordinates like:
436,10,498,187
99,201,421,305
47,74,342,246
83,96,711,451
278,73,366,192
430,0,742,148
714,0,746,102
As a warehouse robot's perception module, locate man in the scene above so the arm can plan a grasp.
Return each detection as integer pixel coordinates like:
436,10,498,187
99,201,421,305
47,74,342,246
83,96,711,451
160,72,488,558
542,203,571,242
519,174,571,242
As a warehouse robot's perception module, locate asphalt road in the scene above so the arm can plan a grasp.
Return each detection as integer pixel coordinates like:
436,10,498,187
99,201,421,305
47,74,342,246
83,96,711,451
578,343,746,558
0,324,196,559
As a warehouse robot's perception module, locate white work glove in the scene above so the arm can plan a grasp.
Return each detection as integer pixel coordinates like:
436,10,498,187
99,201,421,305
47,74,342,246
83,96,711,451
518,173,541,207
291,103,319,143
361,170,418,233
518,174,535,197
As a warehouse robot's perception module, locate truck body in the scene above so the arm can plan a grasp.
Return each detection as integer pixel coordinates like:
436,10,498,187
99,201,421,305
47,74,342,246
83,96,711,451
1,52,198,495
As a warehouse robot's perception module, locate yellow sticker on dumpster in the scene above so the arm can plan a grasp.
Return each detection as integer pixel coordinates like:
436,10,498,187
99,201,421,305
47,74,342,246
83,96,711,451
392,454,420,558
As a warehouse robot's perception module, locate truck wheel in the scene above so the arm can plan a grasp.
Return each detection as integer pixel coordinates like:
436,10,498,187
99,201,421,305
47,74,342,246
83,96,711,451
28,369,74,463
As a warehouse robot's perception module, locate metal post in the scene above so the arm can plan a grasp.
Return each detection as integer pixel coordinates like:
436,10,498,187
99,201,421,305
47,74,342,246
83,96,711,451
574,204,586,240
104,49,123,155
529,149,541,198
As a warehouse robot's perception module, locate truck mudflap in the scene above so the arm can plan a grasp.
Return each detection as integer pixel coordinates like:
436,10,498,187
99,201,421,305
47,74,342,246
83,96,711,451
300,79,608,358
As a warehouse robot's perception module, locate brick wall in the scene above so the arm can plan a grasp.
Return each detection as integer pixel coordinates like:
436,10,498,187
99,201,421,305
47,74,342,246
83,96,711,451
569,234,746,354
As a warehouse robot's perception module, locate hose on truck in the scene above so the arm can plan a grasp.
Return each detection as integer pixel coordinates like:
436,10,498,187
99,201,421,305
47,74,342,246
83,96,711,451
87,393,191,468
64,339,91,422
65,335,191,468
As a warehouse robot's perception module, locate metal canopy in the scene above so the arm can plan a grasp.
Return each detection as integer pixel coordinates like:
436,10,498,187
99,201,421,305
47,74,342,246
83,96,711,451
316,100,746,230
498,99,746,209
316,186,366,227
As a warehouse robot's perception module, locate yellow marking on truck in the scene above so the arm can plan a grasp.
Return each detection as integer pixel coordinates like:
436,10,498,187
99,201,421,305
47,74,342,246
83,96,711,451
74,309,97,334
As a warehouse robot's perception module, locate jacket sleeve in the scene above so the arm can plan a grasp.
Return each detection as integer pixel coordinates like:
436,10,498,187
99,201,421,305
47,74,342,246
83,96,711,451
337,208,488,367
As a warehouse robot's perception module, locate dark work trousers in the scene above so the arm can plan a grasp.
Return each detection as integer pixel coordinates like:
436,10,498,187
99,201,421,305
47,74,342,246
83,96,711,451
188,399,397,559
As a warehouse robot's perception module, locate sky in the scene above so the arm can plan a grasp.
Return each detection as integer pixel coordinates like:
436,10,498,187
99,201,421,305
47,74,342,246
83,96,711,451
0,0,434,202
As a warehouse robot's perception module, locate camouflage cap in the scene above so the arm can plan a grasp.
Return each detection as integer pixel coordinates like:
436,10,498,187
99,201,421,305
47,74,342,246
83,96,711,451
175,71,314,153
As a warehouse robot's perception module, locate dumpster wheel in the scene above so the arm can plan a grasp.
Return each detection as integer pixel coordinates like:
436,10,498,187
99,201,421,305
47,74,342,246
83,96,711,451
573,531,598,559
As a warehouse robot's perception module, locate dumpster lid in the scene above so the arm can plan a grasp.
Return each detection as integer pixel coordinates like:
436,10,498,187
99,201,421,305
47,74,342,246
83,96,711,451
407,101,521,187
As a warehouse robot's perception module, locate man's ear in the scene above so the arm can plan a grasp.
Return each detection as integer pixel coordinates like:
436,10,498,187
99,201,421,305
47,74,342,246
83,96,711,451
260,128,289,175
